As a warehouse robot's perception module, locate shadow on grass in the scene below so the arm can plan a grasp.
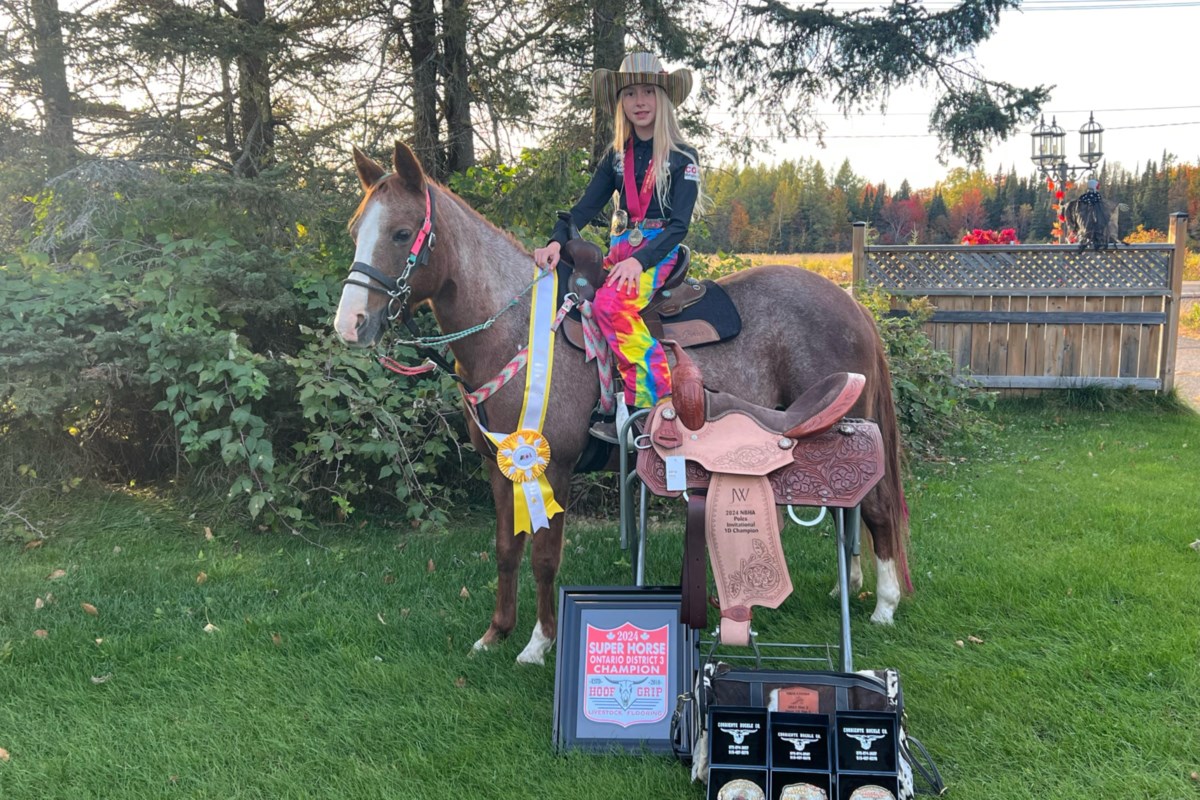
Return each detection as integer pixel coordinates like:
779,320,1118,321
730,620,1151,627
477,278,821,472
995,385,1197,415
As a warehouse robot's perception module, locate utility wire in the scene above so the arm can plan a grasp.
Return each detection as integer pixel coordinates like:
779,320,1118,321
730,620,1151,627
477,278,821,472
735,120,1200,141
709,105,1200,120
822,120,1200,139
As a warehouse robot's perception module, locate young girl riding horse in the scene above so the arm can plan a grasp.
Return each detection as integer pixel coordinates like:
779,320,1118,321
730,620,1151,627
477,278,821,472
533,52,703,444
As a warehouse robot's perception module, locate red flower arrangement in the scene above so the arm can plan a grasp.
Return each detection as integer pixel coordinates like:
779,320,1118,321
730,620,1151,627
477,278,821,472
961,228,1019,245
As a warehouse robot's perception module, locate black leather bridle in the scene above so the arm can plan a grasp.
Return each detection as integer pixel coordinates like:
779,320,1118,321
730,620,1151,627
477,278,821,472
344,184,437,323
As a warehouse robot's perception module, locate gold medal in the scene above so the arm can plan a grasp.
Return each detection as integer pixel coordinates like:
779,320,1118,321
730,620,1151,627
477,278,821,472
610,208,628,237
627,225,644,247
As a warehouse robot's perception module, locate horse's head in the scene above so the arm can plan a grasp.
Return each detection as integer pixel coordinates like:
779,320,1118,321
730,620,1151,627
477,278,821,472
334,142,441,346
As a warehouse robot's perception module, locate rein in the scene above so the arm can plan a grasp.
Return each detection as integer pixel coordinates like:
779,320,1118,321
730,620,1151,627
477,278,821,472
345,182,612,423
387,270,546,349
345,182,544,349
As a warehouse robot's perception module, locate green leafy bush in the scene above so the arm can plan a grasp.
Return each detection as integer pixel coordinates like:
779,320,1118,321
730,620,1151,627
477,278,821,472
448,147,592,247
0,162,476,529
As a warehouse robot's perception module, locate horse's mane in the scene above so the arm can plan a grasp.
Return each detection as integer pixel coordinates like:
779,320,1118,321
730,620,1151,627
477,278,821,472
348,174,533,260
434,184,533,257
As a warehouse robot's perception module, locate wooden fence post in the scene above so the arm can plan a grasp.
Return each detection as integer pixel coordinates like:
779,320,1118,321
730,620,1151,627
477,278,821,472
851,222,867,296
1160,212,1189,393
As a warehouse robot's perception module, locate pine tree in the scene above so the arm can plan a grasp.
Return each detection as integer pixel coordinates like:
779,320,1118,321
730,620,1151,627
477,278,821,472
715,0,1047,163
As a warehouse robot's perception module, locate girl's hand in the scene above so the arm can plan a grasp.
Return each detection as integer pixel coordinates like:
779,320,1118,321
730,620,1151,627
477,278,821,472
605,257,644,295
533,241,561,271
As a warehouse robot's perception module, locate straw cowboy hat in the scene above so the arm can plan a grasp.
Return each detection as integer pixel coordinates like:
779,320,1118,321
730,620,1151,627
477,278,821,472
591,52,693,115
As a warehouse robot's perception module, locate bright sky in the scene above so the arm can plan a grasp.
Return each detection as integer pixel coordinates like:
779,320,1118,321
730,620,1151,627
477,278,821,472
713,0,1200,189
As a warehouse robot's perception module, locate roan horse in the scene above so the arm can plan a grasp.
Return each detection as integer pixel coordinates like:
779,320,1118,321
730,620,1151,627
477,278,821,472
334,142,910,665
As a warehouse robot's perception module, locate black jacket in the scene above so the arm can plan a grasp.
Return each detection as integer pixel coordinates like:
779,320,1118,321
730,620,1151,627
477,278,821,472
551,136,699,269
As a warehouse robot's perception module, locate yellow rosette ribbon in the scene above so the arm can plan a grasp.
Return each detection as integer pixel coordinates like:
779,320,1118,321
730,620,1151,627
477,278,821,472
496,429,561,535
479,266,564,535
497,429,551,483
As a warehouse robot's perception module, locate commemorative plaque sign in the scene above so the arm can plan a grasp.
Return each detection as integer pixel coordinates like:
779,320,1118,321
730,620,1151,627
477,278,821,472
552,586,693,754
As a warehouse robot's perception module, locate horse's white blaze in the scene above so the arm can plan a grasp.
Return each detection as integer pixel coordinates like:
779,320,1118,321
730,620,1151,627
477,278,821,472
516,621,554,665
870,557,901,625
334,200,384,342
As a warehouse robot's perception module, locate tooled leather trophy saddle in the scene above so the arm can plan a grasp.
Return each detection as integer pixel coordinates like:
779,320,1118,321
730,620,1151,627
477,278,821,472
636,342,887,646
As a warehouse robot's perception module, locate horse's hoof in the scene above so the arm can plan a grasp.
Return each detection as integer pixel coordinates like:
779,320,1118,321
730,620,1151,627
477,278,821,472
869,605,896,625
515,622,554,666
516,648,545,666
471,637,491,653
828,556,864,598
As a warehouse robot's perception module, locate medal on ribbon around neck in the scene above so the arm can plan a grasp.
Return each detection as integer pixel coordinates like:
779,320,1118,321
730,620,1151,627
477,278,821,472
622,140,655,249
610,207,628,237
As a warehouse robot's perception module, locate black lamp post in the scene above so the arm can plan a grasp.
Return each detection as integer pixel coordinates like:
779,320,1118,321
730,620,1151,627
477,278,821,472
1030,112,1104,242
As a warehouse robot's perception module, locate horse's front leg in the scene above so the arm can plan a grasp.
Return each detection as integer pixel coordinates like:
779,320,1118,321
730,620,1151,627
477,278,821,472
473,465,526,653
517,471,568,665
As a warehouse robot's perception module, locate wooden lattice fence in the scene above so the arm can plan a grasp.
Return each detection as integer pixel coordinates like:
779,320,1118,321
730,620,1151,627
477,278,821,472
852,213,1190,393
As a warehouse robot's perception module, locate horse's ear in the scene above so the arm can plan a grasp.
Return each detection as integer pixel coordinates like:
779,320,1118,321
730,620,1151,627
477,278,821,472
352,147,386,191
392,142,426,193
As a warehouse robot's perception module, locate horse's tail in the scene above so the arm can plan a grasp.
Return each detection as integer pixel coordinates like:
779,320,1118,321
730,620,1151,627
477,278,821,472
858,301,913,594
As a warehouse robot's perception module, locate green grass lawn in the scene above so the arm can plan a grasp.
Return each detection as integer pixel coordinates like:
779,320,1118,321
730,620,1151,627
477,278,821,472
2,402,1199,799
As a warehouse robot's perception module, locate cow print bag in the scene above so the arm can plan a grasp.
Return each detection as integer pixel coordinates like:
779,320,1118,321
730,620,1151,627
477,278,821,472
671,662,945,798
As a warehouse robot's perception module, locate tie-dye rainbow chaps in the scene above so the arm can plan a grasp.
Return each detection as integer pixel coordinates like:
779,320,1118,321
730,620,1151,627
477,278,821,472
592,227,679,408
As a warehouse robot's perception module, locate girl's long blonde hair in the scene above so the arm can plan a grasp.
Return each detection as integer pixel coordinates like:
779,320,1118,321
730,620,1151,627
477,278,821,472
611,85,707,215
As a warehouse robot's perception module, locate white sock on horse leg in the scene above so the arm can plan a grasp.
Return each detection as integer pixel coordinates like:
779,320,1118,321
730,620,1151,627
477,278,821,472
516,620,554,665
870,558,901,625
829,554,864,598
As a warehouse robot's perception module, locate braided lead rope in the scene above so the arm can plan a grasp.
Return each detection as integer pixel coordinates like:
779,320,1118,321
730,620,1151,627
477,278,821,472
388,268,545,349
465,347,529,406
579,301,617,415
463,294,578,407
